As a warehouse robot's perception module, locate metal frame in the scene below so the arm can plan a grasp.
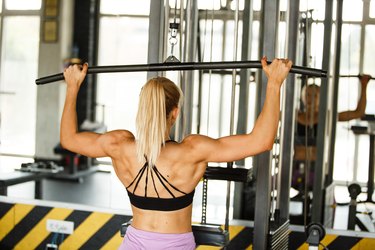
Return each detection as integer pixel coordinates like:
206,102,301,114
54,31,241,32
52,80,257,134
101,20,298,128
232,0,253,220
320,0,335,187
179,0,198,138
147,0,167,78
253,0,280,249
312,0,338,223
278,0,300,222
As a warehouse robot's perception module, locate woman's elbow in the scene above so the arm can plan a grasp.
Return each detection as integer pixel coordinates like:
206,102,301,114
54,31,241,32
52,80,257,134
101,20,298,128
261,137,275,152
60,139,67,150
60,136,71,150
264,141,274,151
249,133,274,153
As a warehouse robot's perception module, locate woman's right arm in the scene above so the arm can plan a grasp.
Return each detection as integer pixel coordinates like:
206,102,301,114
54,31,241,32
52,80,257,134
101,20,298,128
60,63,134,158
186,57,292,164
338,74,371,121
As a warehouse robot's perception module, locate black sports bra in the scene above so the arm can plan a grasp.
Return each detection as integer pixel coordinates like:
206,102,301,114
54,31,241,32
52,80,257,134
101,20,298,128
295,122,318,146
126,143,195,211
297,122,318,137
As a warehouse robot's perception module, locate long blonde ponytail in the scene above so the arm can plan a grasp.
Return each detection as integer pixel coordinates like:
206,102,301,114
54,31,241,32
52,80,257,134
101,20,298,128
136,77,182,166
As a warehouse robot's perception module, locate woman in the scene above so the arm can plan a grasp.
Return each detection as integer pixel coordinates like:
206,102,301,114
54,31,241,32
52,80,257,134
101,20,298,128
292,75,371,191
61,56,292,249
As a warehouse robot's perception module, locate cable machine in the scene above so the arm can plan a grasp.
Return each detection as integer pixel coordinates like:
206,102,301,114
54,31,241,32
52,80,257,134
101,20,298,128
36,0,329,248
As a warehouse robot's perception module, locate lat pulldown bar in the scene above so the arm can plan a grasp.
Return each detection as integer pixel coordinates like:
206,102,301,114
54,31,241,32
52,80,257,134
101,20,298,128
35,60,327,85
339,74,375,80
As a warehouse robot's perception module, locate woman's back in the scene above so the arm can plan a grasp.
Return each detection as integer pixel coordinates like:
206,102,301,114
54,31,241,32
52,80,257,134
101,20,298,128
111,135,207,233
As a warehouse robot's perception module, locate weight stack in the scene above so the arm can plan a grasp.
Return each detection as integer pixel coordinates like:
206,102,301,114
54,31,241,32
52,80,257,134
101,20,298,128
268,220,290,250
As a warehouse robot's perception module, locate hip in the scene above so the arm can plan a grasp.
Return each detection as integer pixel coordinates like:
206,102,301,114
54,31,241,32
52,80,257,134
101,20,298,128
119,225,196,250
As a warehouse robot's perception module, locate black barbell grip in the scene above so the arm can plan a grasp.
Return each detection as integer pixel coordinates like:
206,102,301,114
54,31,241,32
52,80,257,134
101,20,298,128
35,60,327,85
339,74,375,80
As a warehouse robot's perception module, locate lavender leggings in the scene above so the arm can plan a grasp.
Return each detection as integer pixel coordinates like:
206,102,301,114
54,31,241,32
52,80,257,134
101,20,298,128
118,225,196,250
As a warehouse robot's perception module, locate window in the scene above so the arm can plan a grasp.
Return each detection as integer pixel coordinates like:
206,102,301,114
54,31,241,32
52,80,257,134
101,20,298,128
0,4,40,157
95,2,152,209
363,25,375,76
342,0,363,21
340,24,361,75
5,0,41,10
333,1,373,183
96,11,149,140
371,0,375,18
100,0,150,15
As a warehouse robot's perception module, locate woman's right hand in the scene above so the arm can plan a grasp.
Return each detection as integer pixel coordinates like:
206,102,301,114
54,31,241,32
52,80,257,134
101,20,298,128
359,74,371,86
63,63,88,90
261,56,293,87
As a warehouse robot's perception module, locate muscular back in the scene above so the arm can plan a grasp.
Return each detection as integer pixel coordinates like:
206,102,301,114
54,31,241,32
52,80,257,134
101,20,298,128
108,132,207,233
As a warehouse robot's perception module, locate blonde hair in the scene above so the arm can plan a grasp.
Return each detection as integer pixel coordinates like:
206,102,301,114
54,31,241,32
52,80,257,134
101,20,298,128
136,77,182,166
301,83,320,107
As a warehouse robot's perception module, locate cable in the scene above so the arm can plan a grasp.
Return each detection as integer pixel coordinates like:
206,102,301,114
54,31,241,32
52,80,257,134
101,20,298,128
302,2,311,228
224,0,240,232
51,232,58,245
201,9,208,62
196,8,209,134
165,0,180,63
320,242,330,250
173,0,177,24
60,233,65,245
345,24,352,187
200,0,215,226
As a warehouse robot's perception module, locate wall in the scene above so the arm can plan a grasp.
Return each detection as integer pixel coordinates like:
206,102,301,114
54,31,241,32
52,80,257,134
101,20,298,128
35,0,74,159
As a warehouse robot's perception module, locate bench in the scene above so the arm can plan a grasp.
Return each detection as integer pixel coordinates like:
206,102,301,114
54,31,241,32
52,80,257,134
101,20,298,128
0,171,54,199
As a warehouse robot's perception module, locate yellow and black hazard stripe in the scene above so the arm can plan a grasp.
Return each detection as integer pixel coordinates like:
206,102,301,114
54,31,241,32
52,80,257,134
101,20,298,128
195,225,253,250
290,230,375,250
196,229,375,250
0,201,131,249
2,201,375,249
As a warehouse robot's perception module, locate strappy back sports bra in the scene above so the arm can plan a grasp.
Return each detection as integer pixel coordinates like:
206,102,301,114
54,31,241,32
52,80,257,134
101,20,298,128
295,122,318,146
126,141,195,211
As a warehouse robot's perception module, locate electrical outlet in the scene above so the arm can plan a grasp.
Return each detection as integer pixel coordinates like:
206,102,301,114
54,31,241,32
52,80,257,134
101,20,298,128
46,219,74,234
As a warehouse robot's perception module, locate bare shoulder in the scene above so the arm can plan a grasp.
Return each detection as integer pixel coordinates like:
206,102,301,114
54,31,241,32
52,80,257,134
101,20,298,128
100,130,135,156
181,134,211,147
105,129,135,143
179,134,215,163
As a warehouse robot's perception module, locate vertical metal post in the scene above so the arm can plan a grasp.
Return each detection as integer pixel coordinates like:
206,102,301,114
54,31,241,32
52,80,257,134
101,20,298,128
224,0,240,232
323,0,335,185
179,0,198,138
236,0,253,140
233,0,253,219
86,0,100,123
367,135,375,202
201,178,208,224
347,199,357,230
147,0,166,78
278,0,300,221
0,186,7,196
312,0,338,223
253,0,280,249
72,0,99,126
35,180,43,199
